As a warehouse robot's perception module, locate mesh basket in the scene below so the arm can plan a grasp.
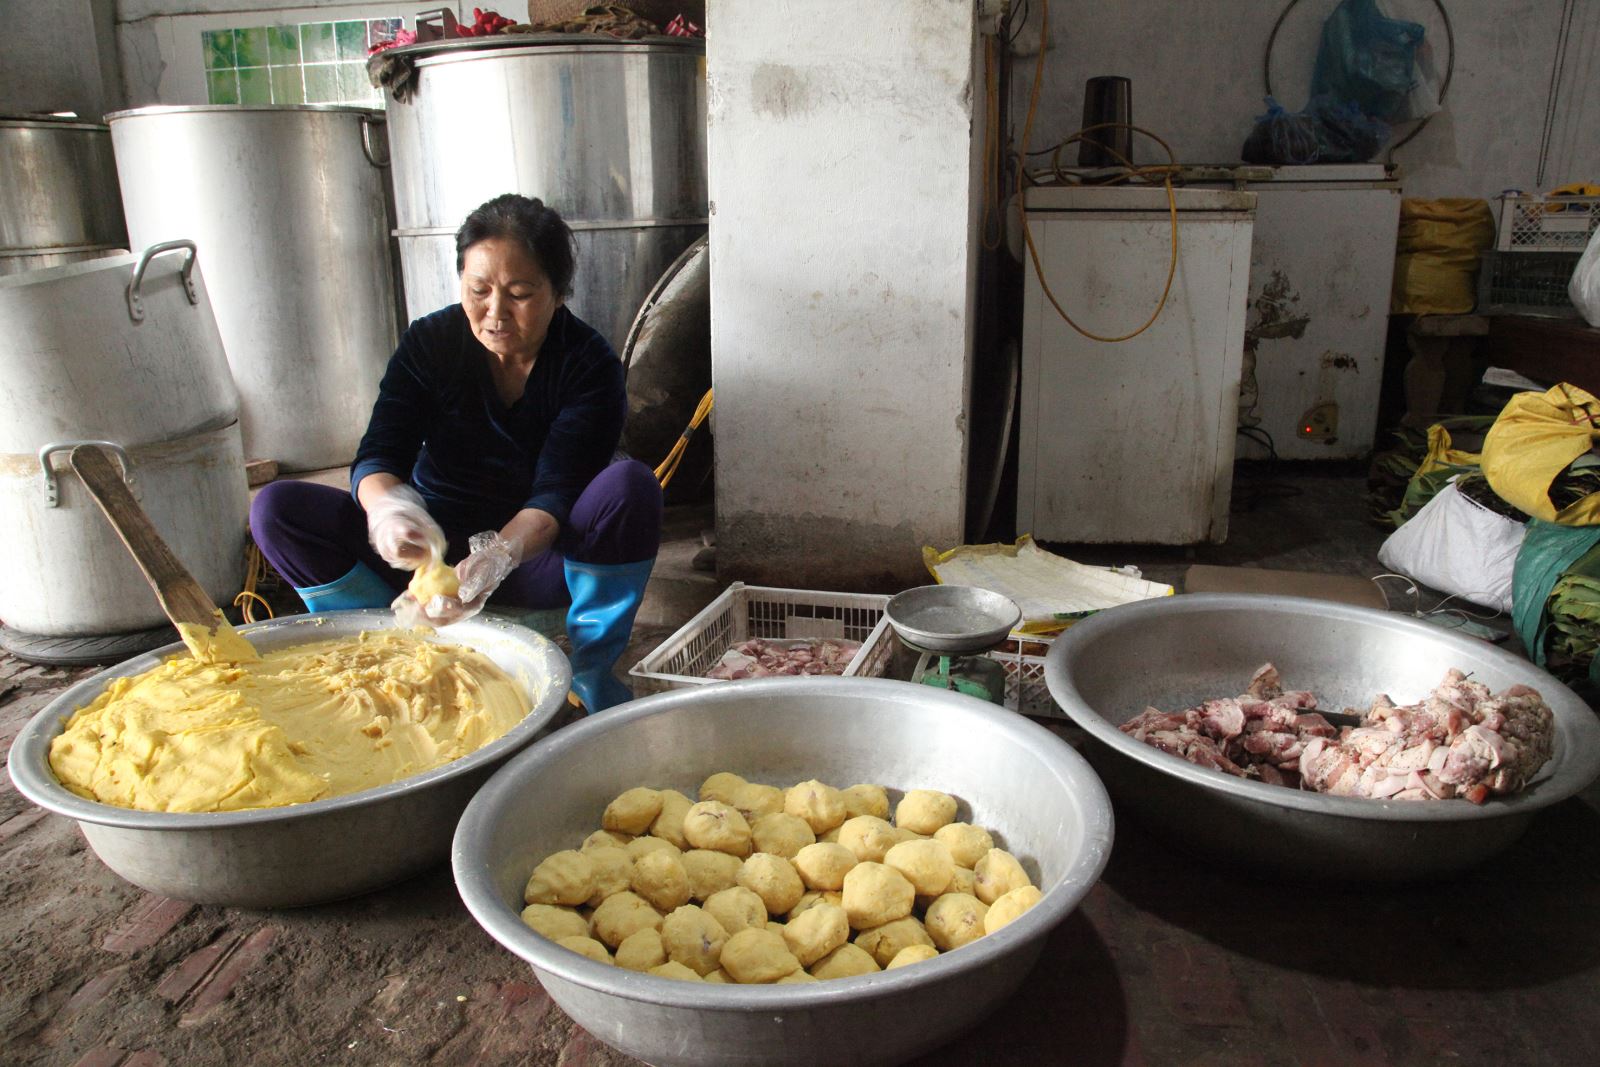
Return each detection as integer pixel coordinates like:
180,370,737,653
1494,195,1600,253
629,582,893,695
985,634,1060,717
1477,250,1583,317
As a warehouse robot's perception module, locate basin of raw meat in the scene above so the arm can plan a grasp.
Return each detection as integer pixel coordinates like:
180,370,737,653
1118,664,1555,804
705,638,862,680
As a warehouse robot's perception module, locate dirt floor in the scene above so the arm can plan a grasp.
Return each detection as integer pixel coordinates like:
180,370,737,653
5,472,1600,1066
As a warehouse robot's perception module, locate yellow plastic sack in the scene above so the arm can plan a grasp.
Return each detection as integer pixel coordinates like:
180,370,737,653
1482,383,1600,524
1418,422,1481,476
1390,198,1496,315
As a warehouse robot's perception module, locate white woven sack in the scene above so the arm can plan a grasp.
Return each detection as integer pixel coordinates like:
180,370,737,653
1377,481,1526,613
1570,226,1600,328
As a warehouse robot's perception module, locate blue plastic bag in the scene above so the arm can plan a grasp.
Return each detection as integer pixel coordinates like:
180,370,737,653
1240,95,1390,165
1310,0,1434,123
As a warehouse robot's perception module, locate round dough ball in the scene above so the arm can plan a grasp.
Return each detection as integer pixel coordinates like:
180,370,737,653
648,960,703,981
661,904,730,976
751,813,815,859
626,836,680,861
557,936,614,965
720,928,802,983
841,783,890,821
524,850,596,907
682,801,754,857
699,771,746,804
809,942,880,980
590,891,663,948
604,787,664,835
934,823,995,869
703,886,769,936
780,902,849,967
649,789,694,849
614,927,668,971
581,829,632,852
886,944,940,969
737,853,805,916
895,789,958,835
730,782,785,822
974,848,1032,905
841,862,915,930
883,839,955,897
776,970,820,984
631,849,692,913
787,890,844,921
583,846,633,907
948,866,977,898
818,827,841,844
702,968,731,984
837,816,899,864
520,903,589,942
984,885,1044,934
854,916,936,968
924,893,989,951
682,849,743,901
784,779,848,834
792,842,858,891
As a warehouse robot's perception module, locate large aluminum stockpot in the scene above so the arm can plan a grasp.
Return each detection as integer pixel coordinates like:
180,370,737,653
8,611,570,908
384,35,707,348
0,114,127,276
108,105,399,472
454,677,1114,1067
1044,594,1600,882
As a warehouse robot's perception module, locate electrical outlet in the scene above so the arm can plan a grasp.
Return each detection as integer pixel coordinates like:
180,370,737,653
1297,401,1338,443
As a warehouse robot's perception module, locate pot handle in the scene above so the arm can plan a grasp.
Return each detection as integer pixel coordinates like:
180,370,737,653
38,440,131,509
360,113,391,168
128,240,199,323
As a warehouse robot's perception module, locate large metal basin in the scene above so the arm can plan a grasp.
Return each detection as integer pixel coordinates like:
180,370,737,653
1045,594,1600,882
453,677,1113,1067
8,610,570,907
0,115,127,276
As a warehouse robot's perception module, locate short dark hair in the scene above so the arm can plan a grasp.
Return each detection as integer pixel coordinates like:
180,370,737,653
454,194,577,297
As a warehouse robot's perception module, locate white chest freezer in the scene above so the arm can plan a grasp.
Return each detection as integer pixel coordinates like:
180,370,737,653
1018,185,1256,544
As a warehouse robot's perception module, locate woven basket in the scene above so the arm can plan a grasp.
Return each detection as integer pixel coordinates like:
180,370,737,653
526,2,705,29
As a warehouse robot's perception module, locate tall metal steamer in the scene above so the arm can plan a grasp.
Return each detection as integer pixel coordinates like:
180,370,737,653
0,114,127,276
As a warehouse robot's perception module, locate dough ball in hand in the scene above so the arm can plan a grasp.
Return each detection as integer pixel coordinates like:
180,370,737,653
792,842,858,891
556,936,614,965
720,928,802,983
854,915,936,968
841,862,915,929
604,787,664,835
737,853,806,916
841,783,890,820
781,901,849,967
703,885,770,936
883,838,955,897
649,789,694,849
837,816,899,864
682,848,743,901
895,790,958,835
809,942,880,980
614,927,668,971
784,779,848,834
520,903,589,942
933,822,995,869
590,891,663,948
984,885,1043,934
886,944,940,969
973,848,1032,905
751,813,815,859
699,771,746,804
631,849,693,913
924,893,989,950
682,800,754,857
524,850,596,906
661,904,730,976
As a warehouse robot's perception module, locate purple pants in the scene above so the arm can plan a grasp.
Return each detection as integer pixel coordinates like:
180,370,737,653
250,459,662,610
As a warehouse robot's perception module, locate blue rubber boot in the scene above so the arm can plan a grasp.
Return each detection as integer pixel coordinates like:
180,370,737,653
564,557,655,713
295,562,396,613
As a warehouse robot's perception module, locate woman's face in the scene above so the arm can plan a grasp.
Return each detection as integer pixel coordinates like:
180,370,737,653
460,236,562,363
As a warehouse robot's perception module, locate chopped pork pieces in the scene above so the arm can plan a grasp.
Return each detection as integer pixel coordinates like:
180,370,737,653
705,638,862,680
1118,664,1555,804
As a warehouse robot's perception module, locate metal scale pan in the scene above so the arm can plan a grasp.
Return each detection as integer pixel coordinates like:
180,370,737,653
886,586,1021,703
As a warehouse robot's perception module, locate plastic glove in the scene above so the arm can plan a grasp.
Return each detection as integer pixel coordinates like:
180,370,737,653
365,484,446,571
403,531,518,628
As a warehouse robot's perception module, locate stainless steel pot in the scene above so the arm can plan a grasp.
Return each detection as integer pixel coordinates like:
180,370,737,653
384,36,707,349
7,610,571,908
107,105,400,472
454,677,1114,1067
0,423,248,635
1044,594,1600,882
0,115,127,277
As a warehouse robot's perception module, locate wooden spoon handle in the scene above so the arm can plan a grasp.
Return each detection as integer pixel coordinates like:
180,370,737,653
68,444,220,631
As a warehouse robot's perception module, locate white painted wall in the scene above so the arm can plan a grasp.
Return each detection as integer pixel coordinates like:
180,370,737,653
0,0,123,117
1010,0,1600,200
707,0,982,589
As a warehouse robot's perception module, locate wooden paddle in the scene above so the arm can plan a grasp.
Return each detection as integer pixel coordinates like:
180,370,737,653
68,444,252,659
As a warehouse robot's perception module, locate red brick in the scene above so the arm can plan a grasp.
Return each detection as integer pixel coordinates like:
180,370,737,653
155,936,237,1004
179,926,280,1027
69,1047,127,1067
556,1027,601,1067
463,980,552,1065
1150,936,1250,1028
121,1051,167,1067
40,965,129,1046
102,895,195,954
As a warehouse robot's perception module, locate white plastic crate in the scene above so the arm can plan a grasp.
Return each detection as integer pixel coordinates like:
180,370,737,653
1495,194,1600,253
629,582,894,695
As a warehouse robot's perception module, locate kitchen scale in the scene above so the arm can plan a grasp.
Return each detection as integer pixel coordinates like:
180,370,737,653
884,585,1023,705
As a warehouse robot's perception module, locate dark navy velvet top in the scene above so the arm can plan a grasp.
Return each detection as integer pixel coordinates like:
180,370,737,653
350,304,625,535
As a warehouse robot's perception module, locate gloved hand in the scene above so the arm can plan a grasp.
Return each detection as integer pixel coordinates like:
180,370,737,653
403,531,518,628
365,484,446,571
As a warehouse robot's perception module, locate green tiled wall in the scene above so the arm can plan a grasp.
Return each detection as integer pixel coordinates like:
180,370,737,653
202,17,402,107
